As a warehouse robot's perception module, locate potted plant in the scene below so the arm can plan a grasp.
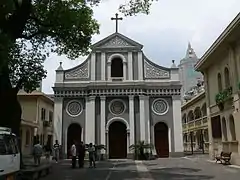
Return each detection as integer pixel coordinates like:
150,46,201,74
129,141,153,160
215,92,225,111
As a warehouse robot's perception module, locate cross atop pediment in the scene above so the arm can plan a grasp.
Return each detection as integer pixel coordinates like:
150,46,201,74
111,13,123,33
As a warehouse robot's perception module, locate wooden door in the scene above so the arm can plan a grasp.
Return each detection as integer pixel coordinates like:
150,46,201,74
67,123,81,158
109,121,127,159
154,122,169,158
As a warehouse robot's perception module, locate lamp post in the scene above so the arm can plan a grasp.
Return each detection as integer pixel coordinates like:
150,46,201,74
190,132,193,155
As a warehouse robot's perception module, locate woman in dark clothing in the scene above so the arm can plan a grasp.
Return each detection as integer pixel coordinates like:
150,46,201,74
77,141,85,168
44,140,52,162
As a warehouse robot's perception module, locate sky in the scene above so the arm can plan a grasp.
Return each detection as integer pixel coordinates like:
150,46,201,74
42,0,240,94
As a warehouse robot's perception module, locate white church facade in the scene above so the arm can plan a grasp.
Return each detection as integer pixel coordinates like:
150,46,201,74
53,15,183,159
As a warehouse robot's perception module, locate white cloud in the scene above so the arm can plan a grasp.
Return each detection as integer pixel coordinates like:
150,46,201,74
42,0,240,94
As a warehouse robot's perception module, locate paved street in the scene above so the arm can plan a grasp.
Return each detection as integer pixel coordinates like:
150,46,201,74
43,157,240,180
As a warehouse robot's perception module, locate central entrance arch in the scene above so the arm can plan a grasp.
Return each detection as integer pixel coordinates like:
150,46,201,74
109,121,127,159
67,123,82,158
154,122,169,158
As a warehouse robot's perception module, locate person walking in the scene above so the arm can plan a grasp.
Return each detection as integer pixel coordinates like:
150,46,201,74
53,140,60,163
32,140,43,166
77,141,85,168
71,141,77,168
88,143,96,168
44,139,52,163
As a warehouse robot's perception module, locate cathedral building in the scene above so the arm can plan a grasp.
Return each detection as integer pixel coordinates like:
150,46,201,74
53,14,183,159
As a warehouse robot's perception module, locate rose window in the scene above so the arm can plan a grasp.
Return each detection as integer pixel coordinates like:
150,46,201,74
67,101,82,116
152,99,169,115
110,100,125,115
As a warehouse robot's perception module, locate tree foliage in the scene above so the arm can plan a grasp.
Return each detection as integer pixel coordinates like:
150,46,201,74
0,0,156,92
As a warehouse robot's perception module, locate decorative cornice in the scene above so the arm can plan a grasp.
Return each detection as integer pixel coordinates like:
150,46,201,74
53,88,181,98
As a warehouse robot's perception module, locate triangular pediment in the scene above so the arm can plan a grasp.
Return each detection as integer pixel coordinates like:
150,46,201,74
92,33,143,50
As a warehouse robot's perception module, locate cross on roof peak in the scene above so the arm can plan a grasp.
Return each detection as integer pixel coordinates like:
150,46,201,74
111,13,123,33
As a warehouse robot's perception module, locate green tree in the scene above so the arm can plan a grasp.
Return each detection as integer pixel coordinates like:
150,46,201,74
0,0,156,167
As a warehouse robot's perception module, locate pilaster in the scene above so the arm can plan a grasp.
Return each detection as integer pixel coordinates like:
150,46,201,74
123,63,127,80
139,95,146,141
144,96,150,144
138,51,143,80
172,95,183,152
101,53,106,81
129,95,135,146
53,97,63,145
91,53,96,81
128,52,133,80
100,96,106,146
85,96,96,144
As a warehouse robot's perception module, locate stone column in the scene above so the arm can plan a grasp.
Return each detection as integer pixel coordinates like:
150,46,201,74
107,64,111,81
100,96,106,146
91,53,96,81
53,97,63,145
172,96,184,154
123,63,127,80
128,52,133,80
85,96,96,144
138,51,143,80
144,96,150,144
129,96,135,146
139,95,146,141
101,53,106,81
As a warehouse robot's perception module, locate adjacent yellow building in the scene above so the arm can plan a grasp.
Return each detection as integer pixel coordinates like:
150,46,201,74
195,13,240,165
182,87,209,153
18,90,54,155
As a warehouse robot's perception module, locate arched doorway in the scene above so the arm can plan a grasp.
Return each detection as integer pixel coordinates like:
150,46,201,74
67,123,82,158
109,121,127,159
154,122,169,158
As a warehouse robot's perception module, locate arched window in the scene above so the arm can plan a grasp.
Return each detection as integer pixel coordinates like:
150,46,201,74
217,73,222,92
229,115,236,141
224,67,230,88
221,117,228,141
187,111,194,122
111,58,123,77
182,114,186,124
201,103,207,117
194,107,202,119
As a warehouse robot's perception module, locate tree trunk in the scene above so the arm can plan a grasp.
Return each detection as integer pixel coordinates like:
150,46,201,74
0,67,24,168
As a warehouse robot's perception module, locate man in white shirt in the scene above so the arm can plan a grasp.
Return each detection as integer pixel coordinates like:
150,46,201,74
71,141,77,168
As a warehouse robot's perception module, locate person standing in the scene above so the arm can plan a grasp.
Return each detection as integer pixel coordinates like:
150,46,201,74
32,140,43,166
53,140,60,163
77,141,85,168
88,143,96,168
71,141,77,168
44,139,52,163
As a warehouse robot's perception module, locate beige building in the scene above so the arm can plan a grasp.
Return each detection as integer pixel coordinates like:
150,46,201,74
195,13,240,165
182,87,209,153
18,90,54,155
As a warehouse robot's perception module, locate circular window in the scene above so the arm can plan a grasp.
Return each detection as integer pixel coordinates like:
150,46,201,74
152,98,169,115
109,99,126,116
66,100,82,117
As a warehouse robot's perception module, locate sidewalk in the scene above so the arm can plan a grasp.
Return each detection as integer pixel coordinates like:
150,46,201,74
21,155,54,180
23,155,52,166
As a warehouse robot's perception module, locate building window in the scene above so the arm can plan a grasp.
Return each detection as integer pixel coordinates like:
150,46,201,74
224,67,230,88
217,73,222,92
111,57,123,77
49,111,53,122
41,108,46,121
